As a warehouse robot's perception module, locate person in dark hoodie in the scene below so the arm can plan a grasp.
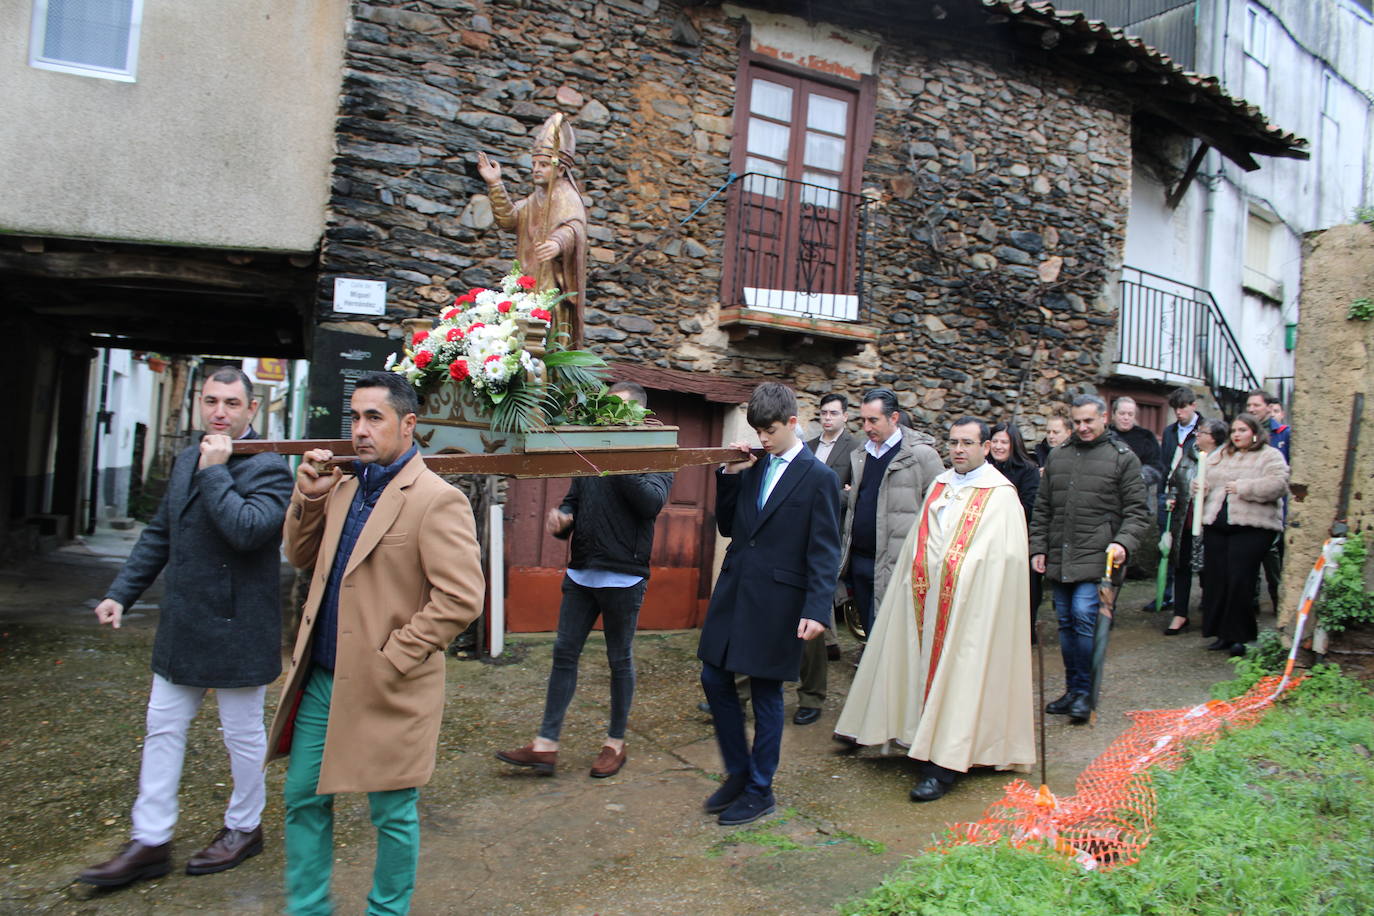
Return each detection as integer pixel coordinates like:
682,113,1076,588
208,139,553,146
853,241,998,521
497,381,673,779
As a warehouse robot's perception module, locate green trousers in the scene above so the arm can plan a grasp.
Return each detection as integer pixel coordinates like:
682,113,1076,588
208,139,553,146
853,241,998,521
284,666,420,916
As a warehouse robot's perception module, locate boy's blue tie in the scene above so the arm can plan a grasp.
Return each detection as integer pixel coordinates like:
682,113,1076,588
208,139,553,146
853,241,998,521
758,455,784,509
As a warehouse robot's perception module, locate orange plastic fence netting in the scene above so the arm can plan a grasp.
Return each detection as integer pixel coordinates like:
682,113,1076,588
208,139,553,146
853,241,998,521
936,673,1302,871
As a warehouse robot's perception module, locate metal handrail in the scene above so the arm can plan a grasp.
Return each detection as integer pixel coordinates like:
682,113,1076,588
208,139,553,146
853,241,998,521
725,172,874,323
1116,266,1260,400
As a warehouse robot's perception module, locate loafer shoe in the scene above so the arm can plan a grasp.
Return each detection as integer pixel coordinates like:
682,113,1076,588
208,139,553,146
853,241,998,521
792,706,822,726
718,790,776,826
909,776,950,802
589,745,626,778
1045,692,1075,715
186,826,263,876
703,772,749,814
77,840,171,888
496,744,557,776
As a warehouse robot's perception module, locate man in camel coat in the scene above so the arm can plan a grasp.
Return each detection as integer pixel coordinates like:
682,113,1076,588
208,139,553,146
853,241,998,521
267,371,484,916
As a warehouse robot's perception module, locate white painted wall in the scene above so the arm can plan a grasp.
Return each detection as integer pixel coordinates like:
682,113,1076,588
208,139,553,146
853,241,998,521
1122,0,1374,393
0,1,348,251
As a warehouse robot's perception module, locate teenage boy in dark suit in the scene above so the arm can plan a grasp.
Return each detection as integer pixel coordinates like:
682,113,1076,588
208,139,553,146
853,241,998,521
697,382,842,826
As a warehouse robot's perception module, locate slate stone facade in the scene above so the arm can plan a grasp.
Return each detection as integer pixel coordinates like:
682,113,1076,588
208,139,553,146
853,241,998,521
317,0,1132,435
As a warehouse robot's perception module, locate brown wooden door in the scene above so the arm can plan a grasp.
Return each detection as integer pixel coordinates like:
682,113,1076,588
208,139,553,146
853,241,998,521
503,391,721,631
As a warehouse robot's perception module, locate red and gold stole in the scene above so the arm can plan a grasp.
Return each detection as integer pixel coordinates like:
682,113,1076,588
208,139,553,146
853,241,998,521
911,483,991,703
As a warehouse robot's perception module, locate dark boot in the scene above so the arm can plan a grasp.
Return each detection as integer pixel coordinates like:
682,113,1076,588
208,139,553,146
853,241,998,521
77,841,172,888
1067,692,1093,724
1045,692,1075,715
703,772,749,814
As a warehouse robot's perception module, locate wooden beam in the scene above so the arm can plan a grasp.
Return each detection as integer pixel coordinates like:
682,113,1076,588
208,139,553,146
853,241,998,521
1166,142,1210,209
0,250,290,292
231,440,750,479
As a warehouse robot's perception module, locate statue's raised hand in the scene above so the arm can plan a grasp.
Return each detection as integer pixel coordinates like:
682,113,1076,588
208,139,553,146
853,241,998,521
476,151,502,184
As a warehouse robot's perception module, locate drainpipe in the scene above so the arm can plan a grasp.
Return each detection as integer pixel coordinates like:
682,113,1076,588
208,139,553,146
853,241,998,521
86,349,113,535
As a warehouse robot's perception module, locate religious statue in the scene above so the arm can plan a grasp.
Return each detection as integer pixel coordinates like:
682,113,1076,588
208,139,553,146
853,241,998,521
477,113,588,348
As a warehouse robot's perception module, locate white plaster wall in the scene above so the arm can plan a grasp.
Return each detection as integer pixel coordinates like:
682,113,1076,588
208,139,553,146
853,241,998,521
0,1,348,251
1123,0,1374,392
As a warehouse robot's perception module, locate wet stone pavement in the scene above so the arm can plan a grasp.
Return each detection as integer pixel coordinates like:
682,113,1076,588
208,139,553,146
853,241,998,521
0,535,1243,915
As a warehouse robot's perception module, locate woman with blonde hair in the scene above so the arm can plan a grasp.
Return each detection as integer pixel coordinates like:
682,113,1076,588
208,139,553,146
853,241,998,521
1195,413,1289,656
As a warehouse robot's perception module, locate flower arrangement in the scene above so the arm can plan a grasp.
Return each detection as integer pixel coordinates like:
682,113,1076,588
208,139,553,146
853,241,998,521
389,266,556,397
387,264,626,433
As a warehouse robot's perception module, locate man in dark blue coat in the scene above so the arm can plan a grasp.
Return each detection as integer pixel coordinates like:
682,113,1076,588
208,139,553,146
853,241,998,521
698,382,841,826
79,366,292,889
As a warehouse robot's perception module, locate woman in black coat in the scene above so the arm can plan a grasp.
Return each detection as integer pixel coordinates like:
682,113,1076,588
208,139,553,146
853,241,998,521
991,422,1042,636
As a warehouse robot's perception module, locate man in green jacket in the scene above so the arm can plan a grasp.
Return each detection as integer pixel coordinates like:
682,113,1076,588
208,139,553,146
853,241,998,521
1029,394,1151,723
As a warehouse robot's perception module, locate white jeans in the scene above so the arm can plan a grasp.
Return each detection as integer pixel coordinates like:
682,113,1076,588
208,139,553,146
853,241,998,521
130,674,268,846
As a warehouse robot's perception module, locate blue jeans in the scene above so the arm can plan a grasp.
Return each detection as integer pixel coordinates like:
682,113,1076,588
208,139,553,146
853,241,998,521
538,576,647,742
1053,581,1099,694
700,661,783,795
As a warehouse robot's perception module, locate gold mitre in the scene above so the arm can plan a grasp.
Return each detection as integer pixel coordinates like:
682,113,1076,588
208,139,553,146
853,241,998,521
532,113,576,168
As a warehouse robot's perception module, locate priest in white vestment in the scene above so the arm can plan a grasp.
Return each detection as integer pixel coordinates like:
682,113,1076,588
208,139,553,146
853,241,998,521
833,417,1035,801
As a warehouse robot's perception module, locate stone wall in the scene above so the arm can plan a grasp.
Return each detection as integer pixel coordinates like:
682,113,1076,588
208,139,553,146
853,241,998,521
1280,222,1374,631
318,0,1131,436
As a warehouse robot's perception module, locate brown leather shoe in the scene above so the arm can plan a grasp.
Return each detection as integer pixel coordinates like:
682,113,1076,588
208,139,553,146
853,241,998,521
185,826,263,876
495,743,557,775
76,840,171,887
589,745,626,778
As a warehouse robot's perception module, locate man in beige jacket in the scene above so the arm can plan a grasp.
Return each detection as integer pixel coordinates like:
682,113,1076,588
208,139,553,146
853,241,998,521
268,372,484,915
839,388,945,637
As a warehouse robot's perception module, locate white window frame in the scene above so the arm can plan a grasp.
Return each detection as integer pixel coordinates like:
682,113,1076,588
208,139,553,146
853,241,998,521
29,0,144,82
1245,4,1269,67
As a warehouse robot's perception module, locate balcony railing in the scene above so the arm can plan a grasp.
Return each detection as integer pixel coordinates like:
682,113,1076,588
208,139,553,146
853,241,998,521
722,173,874,328
1116,266,1260,412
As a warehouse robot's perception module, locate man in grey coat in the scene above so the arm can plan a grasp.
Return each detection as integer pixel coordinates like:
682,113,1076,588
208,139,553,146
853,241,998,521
839,389,945,637
78,366,293,889
1030,394,1151,724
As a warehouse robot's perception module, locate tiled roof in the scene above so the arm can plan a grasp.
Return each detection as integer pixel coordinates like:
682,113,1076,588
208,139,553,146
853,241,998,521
983,0,1309,169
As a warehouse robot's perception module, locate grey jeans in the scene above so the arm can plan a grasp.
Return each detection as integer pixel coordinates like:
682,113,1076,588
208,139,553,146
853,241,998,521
538,575,648,742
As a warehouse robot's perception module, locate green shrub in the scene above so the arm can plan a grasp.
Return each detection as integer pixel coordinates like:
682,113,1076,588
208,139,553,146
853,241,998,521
1318,533,1374,633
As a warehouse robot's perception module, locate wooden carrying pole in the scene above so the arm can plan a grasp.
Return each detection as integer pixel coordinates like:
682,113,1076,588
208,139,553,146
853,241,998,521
231,439,745,479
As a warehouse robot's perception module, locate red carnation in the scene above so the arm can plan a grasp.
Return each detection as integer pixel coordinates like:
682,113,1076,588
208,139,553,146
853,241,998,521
530,308,552,322
467,321,486,334
449,360,470,381
412,331,428,347
413,350,432,369
468,287,485,297
516,275,536,290
497,300,513,313
443,308,461,320
446,327,464,342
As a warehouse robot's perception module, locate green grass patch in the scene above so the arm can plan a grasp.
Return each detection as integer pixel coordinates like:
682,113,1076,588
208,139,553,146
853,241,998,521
843,668,1374,915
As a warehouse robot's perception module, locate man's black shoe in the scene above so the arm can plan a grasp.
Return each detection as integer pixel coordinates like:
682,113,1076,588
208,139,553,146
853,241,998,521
718,790,776,826
1205,638,1228,651
793,707,821,726
826,643,842,661
703,772,749,814
1045,692,1075,715
909,777,950,802
1068,693,1093,724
